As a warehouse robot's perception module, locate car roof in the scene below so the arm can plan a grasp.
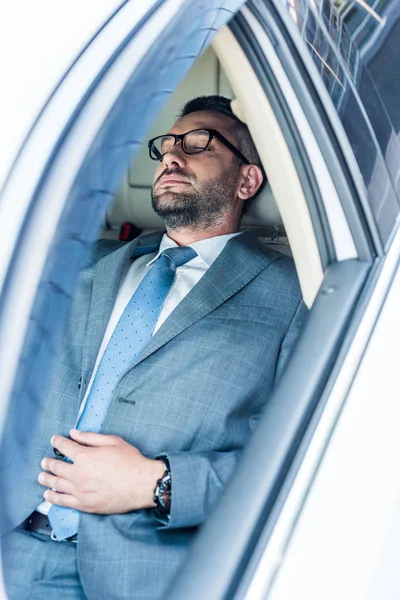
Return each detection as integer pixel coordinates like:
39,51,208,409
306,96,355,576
0,1,124,192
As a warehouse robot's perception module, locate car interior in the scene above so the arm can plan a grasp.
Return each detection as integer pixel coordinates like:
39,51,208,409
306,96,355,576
2,2,400,597
98,26,370,596
103,47,287,246
103,40,323,310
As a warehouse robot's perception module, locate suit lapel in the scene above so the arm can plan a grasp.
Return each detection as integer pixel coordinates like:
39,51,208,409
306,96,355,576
132,231,278,368
81,231,165,392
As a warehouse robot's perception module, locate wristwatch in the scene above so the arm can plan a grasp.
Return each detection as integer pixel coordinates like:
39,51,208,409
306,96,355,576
153,458,171,517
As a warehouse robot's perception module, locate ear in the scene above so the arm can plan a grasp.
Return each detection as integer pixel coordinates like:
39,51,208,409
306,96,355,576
237,165,264,200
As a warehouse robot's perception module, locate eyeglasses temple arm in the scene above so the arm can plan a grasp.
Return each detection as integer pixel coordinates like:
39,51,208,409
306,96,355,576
212,131,250,164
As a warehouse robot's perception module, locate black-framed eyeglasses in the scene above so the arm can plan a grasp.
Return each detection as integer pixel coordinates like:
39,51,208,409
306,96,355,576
148,128,250,164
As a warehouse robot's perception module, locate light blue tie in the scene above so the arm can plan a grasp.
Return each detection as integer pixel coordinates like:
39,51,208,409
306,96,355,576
48,245,197,540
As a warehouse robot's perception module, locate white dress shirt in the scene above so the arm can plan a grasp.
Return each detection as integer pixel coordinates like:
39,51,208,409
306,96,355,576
37,231,240,515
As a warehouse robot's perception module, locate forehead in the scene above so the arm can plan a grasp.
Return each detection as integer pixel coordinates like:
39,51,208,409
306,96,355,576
168,110,236,139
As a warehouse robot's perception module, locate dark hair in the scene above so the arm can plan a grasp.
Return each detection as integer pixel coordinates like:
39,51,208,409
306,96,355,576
179,95,263,169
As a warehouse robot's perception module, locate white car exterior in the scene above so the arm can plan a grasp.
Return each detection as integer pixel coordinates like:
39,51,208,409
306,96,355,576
1,0,400,598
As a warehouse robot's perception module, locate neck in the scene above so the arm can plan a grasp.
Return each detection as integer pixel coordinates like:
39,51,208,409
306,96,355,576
165,223,239,246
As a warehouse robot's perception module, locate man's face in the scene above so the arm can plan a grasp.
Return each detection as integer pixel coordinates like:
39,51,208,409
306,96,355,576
151,111,243,230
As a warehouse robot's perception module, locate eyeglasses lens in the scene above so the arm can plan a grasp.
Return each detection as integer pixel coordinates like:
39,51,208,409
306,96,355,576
149,135,174,160
183,130,210,154
150,130,211,160
150,135,175,160
159,136,176,155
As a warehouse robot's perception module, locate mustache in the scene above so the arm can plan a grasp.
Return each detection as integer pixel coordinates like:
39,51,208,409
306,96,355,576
154,167,196,188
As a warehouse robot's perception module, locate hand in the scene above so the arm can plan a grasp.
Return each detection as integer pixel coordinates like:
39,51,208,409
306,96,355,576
38,430,165,514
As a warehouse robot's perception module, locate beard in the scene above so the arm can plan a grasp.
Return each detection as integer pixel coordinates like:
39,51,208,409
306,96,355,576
151,168,239,230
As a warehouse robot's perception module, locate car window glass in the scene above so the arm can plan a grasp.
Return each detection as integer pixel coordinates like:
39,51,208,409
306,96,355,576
285,0,400,246
0,0,247,529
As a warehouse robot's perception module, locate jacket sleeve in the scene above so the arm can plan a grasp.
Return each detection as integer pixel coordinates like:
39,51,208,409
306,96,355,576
155,299,308,529
154,448,241,529
275,299,308,381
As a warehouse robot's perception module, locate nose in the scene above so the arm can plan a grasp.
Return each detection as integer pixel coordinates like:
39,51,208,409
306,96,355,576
162,141,186,169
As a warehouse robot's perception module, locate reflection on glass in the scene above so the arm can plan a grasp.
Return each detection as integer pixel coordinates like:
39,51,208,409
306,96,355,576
305,38,345,88
284,0,400,244
353,0,384,24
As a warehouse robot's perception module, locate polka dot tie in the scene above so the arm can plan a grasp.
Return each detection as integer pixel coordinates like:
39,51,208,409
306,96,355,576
48,245,197,540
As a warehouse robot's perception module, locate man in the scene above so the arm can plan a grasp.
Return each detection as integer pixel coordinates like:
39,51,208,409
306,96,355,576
1,96,307,599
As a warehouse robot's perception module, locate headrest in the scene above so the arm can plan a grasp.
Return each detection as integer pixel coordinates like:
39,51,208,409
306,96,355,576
241,184,282,227
106,180,282,231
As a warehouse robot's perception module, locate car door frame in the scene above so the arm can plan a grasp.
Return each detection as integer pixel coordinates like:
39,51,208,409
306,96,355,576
165,0,400,597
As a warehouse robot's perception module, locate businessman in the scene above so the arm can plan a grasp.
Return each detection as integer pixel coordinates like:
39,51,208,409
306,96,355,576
2,95,307,599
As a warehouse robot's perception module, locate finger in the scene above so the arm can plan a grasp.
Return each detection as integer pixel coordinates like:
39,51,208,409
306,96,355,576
43,489,80,509
69,429,120,447
51,435,82,461
41,457,74,479
38,472,75,495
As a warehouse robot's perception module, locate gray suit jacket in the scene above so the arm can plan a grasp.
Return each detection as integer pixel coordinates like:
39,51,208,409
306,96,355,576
2,230,306,599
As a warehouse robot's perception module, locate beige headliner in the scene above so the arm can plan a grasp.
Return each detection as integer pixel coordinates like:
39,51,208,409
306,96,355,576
212,28,324,308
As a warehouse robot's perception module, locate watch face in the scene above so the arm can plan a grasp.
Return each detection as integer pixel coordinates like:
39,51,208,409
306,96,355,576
158,474,171,511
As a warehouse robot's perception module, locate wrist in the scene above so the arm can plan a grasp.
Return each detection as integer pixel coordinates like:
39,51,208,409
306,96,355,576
141,458,166,510
153,457,171,517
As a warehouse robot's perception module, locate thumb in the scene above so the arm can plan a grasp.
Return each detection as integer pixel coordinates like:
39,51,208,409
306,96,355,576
70,429,118,447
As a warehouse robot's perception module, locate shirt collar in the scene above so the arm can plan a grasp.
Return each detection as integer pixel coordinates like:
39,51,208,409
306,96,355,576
146,232,242,268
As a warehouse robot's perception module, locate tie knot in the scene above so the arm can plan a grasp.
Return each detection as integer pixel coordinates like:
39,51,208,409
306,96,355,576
161,246,197,269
